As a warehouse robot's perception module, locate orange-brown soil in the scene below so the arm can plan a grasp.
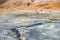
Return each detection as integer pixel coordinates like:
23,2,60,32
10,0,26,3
0,0,60,13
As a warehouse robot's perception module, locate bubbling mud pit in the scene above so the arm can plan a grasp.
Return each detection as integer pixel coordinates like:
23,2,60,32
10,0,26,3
0,0,60,40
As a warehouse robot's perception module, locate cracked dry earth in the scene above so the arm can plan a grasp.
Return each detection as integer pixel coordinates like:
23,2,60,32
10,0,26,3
0,0,60,40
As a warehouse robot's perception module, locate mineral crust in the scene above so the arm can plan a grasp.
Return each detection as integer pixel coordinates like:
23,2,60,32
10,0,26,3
0,0,60,40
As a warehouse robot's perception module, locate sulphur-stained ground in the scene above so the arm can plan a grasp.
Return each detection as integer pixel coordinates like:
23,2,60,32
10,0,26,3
0,0,60,40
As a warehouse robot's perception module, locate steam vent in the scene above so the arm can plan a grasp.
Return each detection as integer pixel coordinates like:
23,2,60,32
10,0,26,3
0,0,60,40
